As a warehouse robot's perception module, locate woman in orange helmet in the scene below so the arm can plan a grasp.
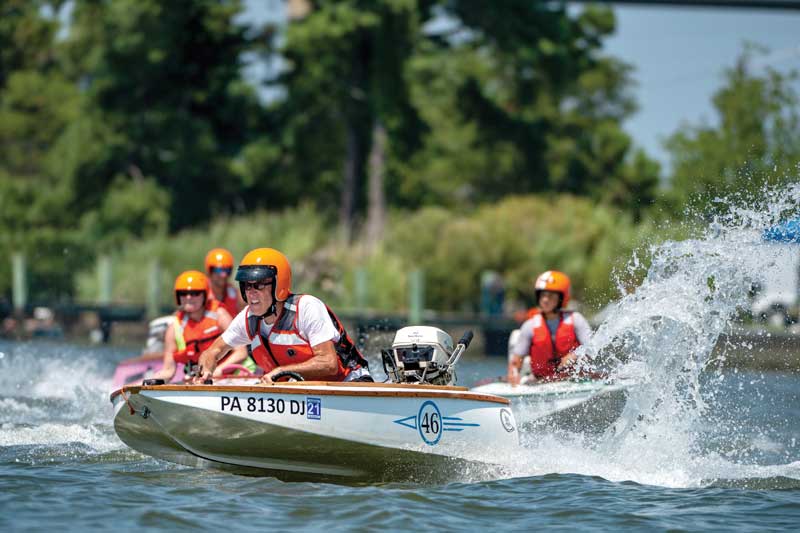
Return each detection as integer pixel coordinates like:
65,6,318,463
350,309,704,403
152,270,248,382
507,270,592,384
204,248,245,317
195,247,371,384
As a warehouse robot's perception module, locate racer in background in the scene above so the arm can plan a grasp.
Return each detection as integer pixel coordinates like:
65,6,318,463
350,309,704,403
152,270,248,382
204,248,245,317
507,271,592,385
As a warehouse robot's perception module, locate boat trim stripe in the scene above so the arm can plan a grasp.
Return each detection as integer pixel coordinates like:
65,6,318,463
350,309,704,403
111,384,510,405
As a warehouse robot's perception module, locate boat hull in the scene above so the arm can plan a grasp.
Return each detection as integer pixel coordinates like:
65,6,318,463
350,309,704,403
471,378,636,432
112,382,519,483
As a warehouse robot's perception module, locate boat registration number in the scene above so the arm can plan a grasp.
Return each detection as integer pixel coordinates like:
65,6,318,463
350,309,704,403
220,396,314,418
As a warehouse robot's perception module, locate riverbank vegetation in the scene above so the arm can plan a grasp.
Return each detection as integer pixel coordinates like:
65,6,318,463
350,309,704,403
73,195,684,314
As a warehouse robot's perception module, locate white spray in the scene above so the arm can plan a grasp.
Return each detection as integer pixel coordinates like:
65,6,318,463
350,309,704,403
508,183,800,487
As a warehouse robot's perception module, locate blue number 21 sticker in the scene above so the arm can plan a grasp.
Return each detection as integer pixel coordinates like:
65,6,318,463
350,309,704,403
307,397,321,420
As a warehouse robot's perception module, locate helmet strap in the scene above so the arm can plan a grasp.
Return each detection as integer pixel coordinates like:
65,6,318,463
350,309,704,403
266,283,278,317
255,285,278,319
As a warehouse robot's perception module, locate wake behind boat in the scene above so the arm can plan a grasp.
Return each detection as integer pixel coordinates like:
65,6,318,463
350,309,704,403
111,327,520,483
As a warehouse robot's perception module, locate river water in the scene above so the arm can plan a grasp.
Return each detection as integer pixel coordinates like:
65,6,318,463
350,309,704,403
3,185,800,531
0,341,798,531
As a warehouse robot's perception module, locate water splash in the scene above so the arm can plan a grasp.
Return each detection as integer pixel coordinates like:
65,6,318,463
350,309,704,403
0,341,128,457
506,183,800,488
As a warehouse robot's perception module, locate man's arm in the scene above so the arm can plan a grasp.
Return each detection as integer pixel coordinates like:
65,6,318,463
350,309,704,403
507,322,533,385
557,312,593,371
194,335,234,383
152,322,177,381
214,345,249,377
507,355,523,386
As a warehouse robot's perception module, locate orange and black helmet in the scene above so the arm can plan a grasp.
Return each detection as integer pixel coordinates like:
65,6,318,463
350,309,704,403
173,270,209,305
235,248,292,302
204,248,234,274
534,270,571,309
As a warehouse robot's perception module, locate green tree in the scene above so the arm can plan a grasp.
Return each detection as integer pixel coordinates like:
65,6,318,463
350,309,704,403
63,0,265,230
0,3,90,301
666,47,800,212
275,0,424,241
0,0,60,87
275,1,659,236
405,4,659,206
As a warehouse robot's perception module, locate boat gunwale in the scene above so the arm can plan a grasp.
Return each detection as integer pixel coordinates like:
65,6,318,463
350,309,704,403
110,381,510,405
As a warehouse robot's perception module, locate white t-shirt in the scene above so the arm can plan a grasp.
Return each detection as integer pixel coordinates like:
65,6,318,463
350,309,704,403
222,295,340,348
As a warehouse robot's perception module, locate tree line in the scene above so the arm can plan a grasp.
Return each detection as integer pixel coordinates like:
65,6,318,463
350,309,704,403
1,0,798,306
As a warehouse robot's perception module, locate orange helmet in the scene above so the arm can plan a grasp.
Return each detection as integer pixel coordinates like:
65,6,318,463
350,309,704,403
534,270,571,309
235,248,292,302
205,248,234,273
173,270,209,305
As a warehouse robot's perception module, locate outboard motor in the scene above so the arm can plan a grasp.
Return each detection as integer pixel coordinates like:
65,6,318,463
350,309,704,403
382,326,473,386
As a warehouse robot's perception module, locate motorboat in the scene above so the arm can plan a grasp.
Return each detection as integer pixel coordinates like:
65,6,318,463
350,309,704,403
470,328,637,432
111,351,185,389
471,375,637,432
111,326,519,483
111,316,183,388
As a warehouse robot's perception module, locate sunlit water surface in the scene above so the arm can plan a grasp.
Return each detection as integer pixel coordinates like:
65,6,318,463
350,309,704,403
3,185,800,531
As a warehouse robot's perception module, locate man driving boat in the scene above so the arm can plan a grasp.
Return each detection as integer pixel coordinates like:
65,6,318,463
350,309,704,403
195,247,371,384
152,270,248,382
507,270,591,385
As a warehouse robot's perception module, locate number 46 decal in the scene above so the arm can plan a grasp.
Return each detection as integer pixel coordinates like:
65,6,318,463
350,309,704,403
393,401,480,445
418,401,442,445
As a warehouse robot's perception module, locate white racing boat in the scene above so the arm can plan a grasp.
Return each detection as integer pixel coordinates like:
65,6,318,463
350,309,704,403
470,328,638,431
471,375,637,431
111,327,519,483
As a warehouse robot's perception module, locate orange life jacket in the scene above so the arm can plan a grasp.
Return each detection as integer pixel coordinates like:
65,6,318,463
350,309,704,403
245,294,368,381
528,310,580,378
172,300,224,365
208,284,241,318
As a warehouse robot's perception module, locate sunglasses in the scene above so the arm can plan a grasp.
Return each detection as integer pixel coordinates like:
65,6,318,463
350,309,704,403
177,290,205,299
242,281,272,292
210,267,233,275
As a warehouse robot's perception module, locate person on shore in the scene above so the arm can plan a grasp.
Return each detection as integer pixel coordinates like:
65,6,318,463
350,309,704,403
195,247,371,384
204,248,245,317
507,270,592,384
152,270,247,382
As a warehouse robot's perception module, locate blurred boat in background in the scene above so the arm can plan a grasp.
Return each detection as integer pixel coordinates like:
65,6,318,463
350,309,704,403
111,316,181,388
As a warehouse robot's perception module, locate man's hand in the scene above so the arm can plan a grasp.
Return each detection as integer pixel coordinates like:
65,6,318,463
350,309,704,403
557,352,577,372
194,350,218,384
258,367,281,385
192,337,233,384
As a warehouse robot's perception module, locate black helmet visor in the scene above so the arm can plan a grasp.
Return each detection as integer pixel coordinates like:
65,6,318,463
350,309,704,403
235,264,277,282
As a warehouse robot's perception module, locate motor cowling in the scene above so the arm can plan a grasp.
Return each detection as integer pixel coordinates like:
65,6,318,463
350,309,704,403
382,326,457,386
